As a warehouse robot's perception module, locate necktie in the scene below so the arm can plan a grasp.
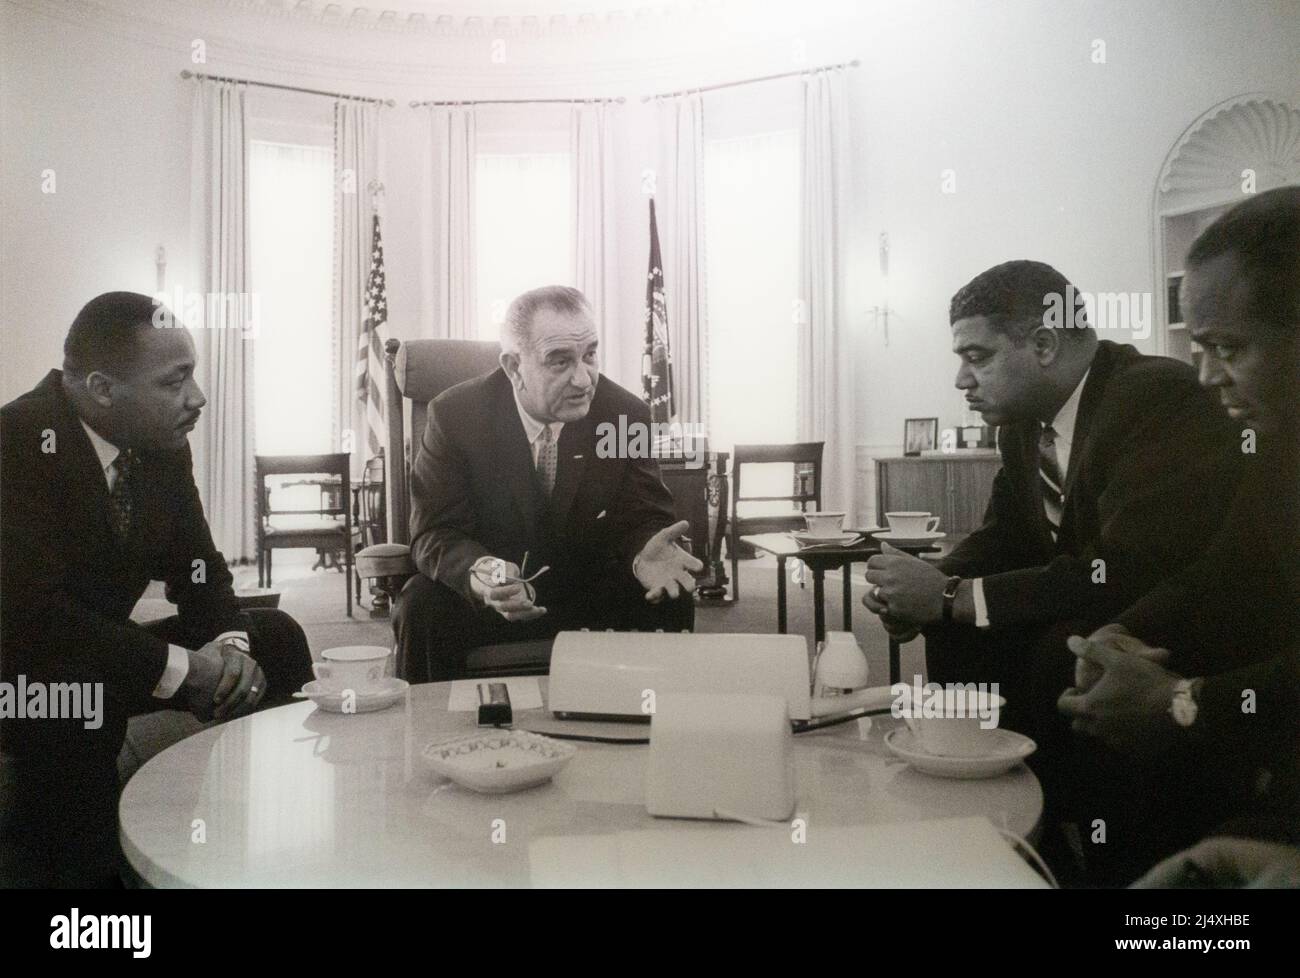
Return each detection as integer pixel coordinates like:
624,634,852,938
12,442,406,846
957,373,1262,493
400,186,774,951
1038,424,1064,541
109,449,139,539
536,425,558,496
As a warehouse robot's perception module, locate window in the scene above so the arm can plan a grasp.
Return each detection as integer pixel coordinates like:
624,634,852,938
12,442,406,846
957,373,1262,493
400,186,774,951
704,129,801,512
475,151,572,339
248,139,335,454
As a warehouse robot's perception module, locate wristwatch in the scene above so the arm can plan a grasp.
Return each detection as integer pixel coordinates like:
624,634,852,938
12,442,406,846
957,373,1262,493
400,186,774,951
220,635,250,654
942,576,962,624
1170,678,1198,728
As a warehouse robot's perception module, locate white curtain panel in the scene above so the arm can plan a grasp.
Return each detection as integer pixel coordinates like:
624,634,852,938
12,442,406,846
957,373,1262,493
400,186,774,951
570,102,616,356
333,99,379,476
658,94,708,428
430,106,477,339
189,80,256,561
798,68,856,519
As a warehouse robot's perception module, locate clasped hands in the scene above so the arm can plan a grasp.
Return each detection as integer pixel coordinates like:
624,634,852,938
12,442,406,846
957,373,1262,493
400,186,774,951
471,520,703,622
858,547,1187,757
860,541,950,642
180,638,266,722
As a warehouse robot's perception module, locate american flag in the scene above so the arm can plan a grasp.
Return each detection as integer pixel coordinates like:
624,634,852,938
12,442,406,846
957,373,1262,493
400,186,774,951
356,212,387,457
642,198,674,422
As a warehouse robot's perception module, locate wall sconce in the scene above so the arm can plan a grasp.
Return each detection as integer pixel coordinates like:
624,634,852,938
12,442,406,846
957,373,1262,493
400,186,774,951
870,230,890,344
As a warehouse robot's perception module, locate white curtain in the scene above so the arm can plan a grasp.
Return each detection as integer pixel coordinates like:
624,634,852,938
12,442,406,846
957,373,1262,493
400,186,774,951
333,99,379,476
657,94,708,428
430,106,477,339
249,140,335,456
190,80,256,561
475,152,572,339
798,68,855,518
571,102,615,354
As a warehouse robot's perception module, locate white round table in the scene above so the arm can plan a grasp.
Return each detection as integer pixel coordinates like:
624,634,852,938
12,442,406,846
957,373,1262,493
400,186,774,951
120,680,1042,887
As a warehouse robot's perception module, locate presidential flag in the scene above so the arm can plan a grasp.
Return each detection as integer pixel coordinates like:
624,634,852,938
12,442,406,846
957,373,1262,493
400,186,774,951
356,212,387,457
642,198,675,423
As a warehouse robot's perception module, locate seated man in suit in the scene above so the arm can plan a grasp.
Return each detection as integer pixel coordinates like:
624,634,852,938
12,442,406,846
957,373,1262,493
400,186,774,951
0,291,314,887
862,260,1241,735
1057,186,1300,884
394,286,700,682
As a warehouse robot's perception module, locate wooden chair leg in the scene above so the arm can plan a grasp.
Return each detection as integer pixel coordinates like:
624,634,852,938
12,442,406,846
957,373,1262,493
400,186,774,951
729,529,740,602
345,551,353,618
266,548,272,587
257,547,264,588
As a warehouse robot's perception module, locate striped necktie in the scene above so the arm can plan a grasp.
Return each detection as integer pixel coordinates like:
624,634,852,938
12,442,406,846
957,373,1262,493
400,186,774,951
536,425,558,496
1038,424,1063,541
108,449,139,539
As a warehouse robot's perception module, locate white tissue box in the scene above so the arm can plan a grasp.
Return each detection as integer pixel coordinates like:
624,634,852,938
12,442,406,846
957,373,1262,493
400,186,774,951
646,692,795,822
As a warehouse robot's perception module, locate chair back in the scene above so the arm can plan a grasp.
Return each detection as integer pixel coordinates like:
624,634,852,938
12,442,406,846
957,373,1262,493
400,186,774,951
382,338,502,545
731,441,825,533
254,452,353,523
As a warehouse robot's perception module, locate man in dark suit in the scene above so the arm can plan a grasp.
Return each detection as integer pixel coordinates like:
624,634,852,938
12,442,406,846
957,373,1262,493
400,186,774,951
0,291,314,887
394,286,700,682
861,261,1241,732
1058,186,1300,885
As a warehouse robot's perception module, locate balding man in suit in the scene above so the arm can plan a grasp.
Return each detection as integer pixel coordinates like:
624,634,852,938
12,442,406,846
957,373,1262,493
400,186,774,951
393,286,700,682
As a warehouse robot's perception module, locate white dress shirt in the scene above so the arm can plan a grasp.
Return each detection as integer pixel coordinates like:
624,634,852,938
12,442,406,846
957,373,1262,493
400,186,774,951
79,420,246,698
511,391,564,467
971,368,1090,628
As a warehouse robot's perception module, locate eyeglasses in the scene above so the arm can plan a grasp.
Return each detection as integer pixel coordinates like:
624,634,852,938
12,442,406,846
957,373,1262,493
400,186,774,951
471,551,551,604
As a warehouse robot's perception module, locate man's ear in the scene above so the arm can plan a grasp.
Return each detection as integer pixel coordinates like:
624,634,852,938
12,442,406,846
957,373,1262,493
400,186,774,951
499,351,523,388
83,370,116,408
1030,324,1063,366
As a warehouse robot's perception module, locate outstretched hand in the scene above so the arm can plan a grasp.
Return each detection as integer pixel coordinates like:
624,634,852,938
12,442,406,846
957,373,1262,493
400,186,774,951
634,520,704,603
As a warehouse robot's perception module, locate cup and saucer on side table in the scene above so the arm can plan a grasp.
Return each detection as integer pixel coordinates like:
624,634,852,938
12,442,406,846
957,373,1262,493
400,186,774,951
299,645,409,713
872,511,947,549
791,511,862,547
885,689,1036,779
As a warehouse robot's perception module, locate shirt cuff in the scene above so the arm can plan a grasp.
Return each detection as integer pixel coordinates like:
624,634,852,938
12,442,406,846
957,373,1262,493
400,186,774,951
972,578,991,629
152,645,191,699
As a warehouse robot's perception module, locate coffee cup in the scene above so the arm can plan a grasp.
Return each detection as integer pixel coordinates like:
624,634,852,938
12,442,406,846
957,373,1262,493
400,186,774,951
312,645,394,691
803,511,846,537
902,689,1005,757
885,511,940,537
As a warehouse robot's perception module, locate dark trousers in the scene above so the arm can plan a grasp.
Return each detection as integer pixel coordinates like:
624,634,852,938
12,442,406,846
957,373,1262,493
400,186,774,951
925,620,1246,886
393,572,696,683
0,608,312,888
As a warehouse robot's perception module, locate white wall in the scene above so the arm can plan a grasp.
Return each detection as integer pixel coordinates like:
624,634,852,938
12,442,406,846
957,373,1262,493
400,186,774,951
4,0,1298,522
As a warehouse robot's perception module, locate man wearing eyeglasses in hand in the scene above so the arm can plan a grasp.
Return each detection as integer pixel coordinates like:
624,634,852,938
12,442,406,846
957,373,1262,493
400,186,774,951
394,286,700,682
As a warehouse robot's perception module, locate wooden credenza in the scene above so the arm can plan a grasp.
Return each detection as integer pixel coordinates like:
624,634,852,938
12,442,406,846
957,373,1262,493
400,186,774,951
874,453,1001,536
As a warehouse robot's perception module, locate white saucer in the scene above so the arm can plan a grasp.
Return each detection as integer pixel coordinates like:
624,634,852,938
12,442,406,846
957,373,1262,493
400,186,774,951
300,677,408,714
872,530,947,548
423,731,577,794
790,530,864,547
884,727,1036,779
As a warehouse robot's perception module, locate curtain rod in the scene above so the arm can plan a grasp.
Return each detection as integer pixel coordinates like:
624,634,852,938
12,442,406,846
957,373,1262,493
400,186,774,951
642,58,860,102
180,70,396,107
410,96,626,108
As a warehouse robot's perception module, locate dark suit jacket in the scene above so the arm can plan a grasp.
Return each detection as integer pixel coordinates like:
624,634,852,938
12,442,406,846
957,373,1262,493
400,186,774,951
939,340,1242,632
409,368,678,610
1120,435,1299,793
0,370,247,762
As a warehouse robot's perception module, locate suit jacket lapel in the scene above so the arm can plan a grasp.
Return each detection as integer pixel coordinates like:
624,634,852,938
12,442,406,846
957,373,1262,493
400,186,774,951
1060,342,1115,513
495,380,540,538
548,417,591,525
1016,421,1056,552
49,375,123,547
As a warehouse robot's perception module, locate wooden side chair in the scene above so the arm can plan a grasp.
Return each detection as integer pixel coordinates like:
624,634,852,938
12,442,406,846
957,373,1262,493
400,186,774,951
255,452,354,617
727,441,825,600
